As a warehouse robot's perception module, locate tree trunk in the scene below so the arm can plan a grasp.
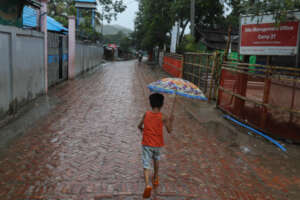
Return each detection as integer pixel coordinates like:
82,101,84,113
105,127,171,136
178,20,189,46
148,50,153,61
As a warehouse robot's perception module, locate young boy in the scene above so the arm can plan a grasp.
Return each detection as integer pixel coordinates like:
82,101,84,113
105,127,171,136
138,93,174,198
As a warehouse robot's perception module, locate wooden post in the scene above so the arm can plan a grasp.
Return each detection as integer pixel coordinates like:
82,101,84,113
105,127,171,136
170,94,177,116
261,56,271,128
289,23,300,122
205,55,209,94
192,54,196,84
224,25,232,62
181,54,184,78
290,78,296,122
216,60,224,107
208,52,218,102
198,55,201,89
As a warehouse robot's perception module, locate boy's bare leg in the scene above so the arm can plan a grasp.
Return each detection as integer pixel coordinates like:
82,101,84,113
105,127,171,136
144,168,150,186
154,160,159,180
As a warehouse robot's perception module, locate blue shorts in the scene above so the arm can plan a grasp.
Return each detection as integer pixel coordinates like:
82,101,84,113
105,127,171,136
142,146,161,169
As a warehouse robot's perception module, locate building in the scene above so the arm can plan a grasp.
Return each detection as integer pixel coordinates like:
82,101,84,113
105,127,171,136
23,6,68,33
0,0,40,27
75,0,98,29
198,30,239,52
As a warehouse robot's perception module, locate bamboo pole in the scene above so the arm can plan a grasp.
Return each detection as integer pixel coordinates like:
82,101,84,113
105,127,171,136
198,55,202,89
223,61,300,71
222,67,300,83
224,25,232,63
205,55,209,94
208,52,218,102
170,94,177,117
181,54,185,78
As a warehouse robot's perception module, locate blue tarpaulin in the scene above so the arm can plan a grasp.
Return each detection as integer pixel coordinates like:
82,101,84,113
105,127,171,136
23,6,68,33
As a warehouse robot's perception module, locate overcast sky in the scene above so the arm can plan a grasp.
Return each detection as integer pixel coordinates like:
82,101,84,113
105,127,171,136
103,0,138,30
101,0,232,31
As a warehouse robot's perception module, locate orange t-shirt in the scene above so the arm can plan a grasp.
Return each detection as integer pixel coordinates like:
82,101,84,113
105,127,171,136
142,111,164,147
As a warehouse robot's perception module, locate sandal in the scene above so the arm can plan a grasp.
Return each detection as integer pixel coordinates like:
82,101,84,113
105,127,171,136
143,185,152,198
152,176,159,187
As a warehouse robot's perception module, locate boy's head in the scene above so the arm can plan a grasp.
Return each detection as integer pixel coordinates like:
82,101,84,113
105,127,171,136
149,93,164,109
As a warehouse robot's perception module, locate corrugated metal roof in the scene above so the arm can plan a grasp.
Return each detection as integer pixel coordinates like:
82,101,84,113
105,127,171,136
23,6,68,33
75,0,97,3
25,0,41,8
23,5,37,27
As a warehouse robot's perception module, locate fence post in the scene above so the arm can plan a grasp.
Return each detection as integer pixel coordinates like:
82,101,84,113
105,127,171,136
261,64,271,128
205,55,209,93
180,54,184,78
41,0,48,94
68,16,76,79
224,25,232,63
208,52,218,102
216,59,224,107
233,56,249,117
290,77,296,122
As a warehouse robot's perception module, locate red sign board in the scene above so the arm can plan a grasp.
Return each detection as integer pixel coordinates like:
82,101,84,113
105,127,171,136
108,44,117,49
240,21,299,55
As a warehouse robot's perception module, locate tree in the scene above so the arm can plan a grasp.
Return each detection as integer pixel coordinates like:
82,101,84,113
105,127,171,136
226,0,300,24
120,36,133,54
48,0,126,29
223,0,242,32
103,31,127,44
171,0,225,45
134,0,174,52
134,0,227,53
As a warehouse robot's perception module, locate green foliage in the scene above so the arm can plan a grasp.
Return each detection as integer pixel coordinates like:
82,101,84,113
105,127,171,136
103,31,126,43
171,0,225,45
102,31,134,53
183,35,197,52
48,0,126,39
177,35,207,53
134,0,227,52
134,0,173,51
48,0,76,27
226,0,300,25
120,36,133,53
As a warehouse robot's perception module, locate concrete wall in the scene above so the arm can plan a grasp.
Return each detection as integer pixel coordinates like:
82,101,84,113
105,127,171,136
48,32,68,87
0,24,45,118
75,41,103,76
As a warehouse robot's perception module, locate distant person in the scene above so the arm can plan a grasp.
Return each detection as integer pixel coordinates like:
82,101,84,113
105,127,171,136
138,50,143,62
137,93,174,198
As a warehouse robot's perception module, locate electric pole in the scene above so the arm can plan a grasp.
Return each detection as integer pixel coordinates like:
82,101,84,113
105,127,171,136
190,0,195,37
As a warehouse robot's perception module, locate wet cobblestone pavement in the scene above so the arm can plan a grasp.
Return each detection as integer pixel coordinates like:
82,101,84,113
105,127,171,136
0,60,300,199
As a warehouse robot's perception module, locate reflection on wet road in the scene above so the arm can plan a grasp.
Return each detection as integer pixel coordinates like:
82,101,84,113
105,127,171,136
0,60,299,199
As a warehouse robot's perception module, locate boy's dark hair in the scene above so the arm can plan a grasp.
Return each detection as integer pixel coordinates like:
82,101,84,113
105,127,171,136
149,93,164,108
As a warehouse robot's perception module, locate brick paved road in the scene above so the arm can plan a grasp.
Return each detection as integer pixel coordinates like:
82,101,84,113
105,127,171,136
0,61,299,200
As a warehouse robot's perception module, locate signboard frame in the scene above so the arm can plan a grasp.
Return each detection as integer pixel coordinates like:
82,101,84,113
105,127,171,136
239,12,300,56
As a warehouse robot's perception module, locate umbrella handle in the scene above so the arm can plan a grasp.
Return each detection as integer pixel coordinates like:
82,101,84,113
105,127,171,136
170,94,177,117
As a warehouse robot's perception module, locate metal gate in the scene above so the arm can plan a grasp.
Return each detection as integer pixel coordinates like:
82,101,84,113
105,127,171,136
48,32,68,86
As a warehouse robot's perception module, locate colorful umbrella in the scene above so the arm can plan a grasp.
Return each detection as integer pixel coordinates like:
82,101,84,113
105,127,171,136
148,78,207,101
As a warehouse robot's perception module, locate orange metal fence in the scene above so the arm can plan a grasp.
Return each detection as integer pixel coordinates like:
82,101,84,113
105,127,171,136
218,61,300,143
163,53,183,78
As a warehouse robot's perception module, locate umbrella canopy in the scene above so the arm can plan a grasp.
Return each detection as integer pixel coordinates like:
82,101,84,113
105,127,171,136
148,78,207,101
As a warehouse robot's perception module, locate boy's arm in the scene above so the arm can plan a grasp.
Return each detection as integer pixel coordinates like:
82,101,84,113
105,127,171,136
138,113,145,132
163,114,174,133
